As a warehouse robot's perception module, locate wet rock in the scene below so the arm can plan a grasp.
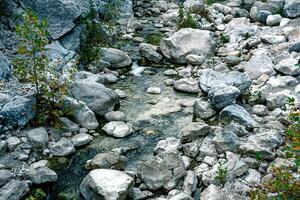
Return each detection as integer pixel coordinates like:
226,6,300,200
208,84,241,110
275,58,300,76
160,28,216,64
140,43,162,63
26,167,58,184
70,79,119,116
154,137,182,154
212,131,240,153
182,171,198,196
244,54,276,80
198,69,251,93
71,133,93,147
26,127,49,148
220,104,259,129
80,169,134,200
163,69,177,76
239,130,283,159
283,0,300,18
0,96,36,130
174,78,200,93
49,137,75,156
85,152,127,170
179,122,212,143
0,180,29,200
0,170,14,186
0,51,11,80
100,48,132,69
137,151,186,191
102,121,134,138
104,111,127,122
193,100,216,120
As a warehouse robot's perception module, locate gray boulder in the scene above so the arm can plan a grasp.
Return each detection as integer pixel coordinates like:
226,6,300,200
275,58,300,76
49,137,75,156
0,170,14,186
219,105,259,129
102,121,134,138
193,100,216,120
0,51,11,80
80,169,134,200
160,28,216,64
250,1,280,22
26,127,49,148
212,131,240,153
70,79,119,116
26,167,58,185
179,122,212,143
284,0,300,18
154,137,182,154
174,78,200,93
85,152,127,170
20,0,90,39
198,69,251,93
0,180,29,200
140,43,162,63
100,48,132,69
71,133,93,147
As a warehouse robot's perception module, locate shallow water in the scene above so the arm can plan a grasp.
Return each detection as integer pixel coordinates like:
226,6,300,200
47,65,198,199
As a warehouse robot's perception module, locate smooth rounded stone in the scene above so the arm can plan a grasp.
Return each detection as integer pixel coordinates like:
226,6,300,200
212,131,240,153
80,169,134,200
104,111,127,122
220,104,259,129
179,122,212,143
71,133,93,147
208,85,241,110
160,28,216,64
245,54,276,80
70,79,119,116
137,150,186,191
147,87,162,94
289,41,300,53
186,54,204,65
139,43,162,63
283,0,300,18
275,58,300,76
26,127,49,148
0,180,29,200
200,184,223,200
165,79,175,86
193,100,216,120
244,169,262,186
60,117,79,132
174,78,200,93
85,152,127,170
133,37,144,43
100,48,132,69
154,137,182,154
266,90,291,109
115,89,127,99
239,130,283,160
225,55,241,66
252,105,268,116
26,167,58,185
102,121,134,138
163,69,177,76
30,160,49,169
169,193,193,200
79,128,88,133
198,69,251,93
0,170,14,186
0,93,11,105
49,137,75,157
182,171,197,196
266,14,282,26
6,136,21,151
132,187,153,200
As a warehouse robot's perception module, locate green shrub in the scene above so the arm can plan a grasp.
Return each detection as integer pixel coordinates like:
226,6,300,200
25,188,46,200
13,10,70,127
145,33,164,46
214,162,228,186
103,0,123,23
220,33,230,44
177,4,198,29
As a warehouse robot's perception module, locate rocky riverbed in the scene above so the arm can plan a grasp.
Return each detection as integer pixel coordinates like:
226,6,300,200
0,0,300,200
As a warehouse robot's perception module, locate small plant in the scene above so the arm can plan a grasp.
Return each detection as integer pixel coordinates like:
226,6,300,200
249,167,300,200
177,4,198,29
103,0,122,23
214,162,228,186
25,188,46,200
13,10,70,127
220,33,230,44
145,33,164,46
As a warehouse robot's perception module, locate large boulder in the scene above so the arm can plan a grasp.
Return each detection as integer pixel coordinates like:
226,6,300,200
137,151,186,191
0,96,36,130
0,180,29,200
0,51,11,80
284,0,300,18
20,0,90,39
160,28,216,64
244,54,276,80
100,48,132,69
80,169,134,200
70,79,119,116
198,69,251,93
